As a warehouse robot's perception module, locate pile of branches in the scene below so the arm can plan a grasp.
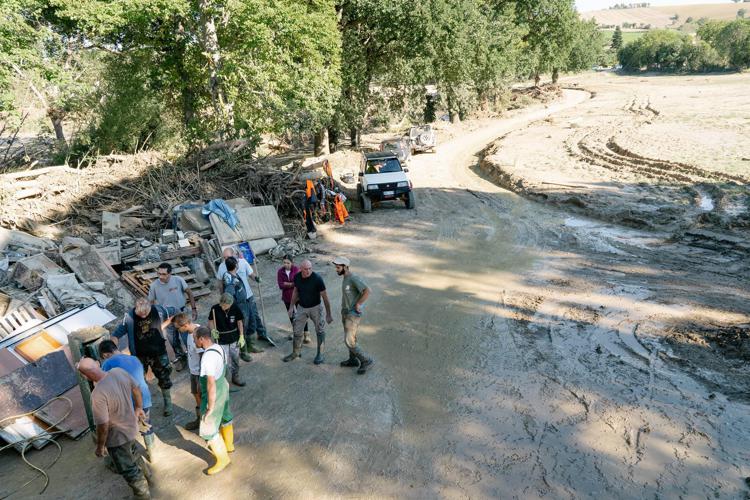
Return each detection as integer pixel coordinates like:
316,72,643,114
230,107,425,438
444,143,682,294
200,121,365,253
0,141,309,239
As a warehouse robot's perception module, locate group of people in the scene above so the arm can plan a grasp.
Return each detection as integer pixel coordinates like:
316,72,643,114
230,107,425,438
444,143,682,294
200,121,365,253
76,247,373,499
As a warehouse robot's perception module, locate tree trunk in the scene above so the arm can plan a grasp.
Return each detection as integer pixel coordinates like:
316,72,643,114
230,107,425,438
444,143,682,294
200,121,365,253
447,95,460,124
328,127,338,153
552,68,560,84
314,128,329,156
198,1,233,139
350,128,359,147
47,108,66,146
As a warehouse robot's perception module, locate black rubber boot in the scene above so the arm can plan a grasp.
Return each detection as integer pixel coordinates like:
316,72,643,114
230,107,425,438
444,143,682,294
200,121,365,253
313,332,325,365
162,388,173,416
340,351,359,367
185,407,200,431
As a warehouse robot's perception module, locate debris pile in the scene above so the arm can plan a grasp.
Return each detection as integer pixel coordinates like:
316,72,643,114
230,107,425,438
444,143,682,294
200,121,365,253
0,191,313,472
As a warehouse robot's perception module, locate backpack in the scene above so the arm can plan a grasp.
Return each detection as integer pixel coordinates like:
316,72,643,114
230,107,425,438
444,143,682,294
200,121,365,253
223,272,248,303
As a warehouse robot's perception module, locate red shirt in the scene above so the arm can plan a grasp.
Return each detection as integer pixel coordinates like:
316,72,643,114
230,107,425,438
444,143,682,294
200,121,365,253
277,265,300,304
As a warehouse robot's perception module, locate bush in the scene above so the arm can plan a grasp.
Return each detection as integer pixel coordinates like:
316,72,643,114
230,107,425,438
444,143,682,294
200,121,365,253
618,29,722,72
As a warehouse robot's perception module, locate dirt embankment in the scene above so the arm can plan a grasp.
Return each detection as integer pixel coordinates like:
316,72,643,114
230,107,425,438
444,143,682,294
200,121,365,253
479,73,750,255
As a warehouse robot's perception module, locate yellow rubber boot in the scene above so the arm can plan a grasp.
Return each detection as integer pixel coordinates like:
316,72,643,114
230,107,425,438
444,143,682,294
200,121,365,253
207,435,231,475
220,424,235,453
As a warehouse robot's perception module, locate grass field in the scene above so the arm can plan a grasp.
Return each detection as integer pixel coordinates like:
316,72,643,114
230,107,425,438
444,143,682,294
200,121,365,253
601,29,647,46
583,3,742,29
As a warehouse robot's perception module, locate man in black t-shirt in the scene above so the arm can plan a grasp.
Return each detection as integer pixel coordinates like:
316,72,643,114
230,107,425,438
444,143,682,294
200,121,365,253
112,297,175,416
282,259,333,365
208,293,246,387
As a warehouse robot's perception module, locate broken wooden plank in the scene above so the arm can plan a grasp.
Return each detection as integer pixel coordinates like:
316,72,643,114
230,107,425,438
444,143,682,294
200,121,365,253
160,245,202,261
131,259,182,272
0,165,78,180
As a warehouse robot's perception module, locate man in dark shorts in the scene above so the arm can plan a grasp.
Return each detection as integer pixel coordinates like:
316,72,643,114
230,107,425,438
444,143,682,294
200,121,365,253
172,312,204,431
282,259,333,365
113,297,177,416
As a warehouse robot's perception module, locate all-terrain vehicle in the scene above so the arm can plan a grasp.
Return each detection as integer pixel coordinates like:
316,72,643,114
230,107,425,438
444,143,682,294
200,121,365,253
406,124,436,153
358,151,415,212
380,138,412,165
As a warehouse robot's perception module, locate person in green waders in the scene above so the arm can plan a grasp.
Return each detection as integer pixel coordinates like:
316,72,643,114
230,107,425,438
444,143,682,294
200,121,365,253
193,326,234,474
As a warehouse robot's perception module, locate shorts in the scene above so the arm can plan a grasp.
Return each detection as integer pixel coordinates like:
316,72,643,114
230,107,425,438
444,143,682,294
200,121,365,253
190,374,200,395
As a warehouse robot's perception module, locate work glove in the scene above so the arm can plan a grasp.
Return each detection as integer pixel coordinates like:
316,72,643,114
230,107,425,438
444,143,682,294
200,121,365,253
211,328,220,341
238,334,246,349
254,275,261,283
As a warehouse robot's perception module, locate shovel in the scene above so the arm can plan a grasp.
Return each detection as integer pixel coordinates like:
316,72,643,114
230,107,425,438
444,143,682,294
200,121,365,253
255,259,276,346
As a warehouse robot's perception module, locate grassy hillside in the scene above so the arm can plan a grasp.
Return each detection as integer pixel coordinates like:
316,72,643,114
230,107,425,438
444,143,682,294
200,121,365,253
601,29,647,45
583,3,743,29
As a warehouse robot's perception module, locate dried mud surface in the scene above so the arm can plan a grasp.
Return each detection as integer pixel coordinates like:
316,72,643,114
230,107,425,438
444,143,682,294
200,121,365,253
2,78,749,499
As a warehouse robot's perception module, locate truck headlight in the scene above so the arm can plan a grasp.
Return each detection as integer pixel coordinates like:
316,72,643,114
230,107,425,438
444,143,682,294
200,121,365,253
367,184,377,191
397,181,408,187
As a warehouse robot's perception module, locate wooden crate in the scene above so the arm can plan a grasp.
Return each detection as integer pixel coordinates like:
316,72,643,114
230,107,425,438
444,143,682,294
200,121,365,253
120,258,211,300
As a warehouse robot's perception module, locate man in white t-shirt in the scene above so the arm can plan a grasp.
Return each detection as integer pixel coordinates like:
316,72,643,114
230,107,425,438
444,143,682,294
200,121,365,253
216,247,275,353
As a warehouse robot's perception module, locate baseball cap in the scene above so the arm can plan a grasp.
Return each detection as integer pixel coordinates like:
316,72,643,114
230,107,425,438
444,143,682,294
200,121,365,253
331,256,350,266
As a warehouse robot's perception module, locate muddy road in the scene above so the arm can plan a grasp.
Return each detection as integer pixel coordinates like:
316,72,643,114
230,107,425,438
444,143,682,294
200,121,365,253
3,86,749,499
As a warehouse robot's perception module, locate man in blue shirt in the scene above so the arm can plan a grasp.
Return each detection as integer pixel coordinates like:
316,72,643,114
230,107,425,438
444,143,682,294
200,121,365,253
99,339,156,461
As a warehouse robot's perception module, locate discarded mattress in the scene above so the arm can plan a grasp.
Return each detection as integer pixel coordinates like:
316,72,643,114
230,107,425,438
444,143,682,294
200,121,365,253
210,205,285,246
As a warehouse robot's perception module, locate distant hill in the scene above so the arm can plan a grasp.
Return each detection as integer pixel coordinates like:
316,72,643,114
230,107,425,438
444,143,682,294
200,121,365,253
582,3,744,28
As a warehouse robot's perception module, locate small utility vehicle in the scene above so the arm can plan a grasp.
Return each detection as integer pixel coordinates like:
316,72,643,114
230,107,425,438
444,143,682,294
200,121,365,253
358,151,415,212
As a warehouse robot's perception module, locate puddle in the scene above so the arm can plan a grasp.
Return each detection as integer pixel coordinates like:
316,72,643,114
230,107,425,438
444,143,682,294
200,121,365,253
695,188,714,212
564,216,665,252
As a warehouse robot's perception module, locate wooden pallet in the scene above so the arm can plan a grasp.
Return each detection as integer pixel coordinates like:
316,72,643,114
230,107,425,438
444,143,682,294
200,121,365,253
120,258,211,300
0,304,45,342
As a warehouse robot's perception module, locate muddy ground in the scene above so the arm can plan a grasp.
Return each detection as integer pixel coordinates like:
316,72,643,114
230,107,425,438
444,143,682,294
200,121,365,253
2,74,749,499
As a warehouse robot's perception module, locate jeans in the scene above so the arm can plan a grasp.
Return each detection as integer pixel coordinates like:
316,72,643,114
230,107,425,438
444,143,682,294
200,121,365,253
245,296,267,339
219,342,240,379
108,440,148,497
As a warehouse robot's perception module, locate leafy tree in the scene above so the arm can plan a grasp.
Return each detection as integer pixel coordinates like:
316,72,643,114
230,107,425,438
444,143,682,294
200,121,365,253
49,0,341,150
714,19,750,68
0,0,99,145
611,25,623,50
514,0,579,85
566,19,606,72
334,0,425,145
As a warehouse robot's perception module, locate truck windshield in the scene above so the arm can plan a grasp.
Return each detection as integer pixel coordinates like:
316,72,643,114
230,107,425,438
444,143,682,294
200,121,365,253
366,158,401,174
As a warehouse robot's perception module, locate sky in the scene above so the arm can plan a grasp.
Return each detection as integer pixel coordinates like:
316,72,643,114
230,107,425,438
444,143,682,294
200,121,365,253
576,0,730,12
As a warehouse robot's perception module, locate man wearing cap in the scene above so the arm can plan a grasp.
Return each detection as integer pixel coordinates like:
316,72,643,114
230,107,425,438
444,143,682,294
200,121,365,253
333,256,374,374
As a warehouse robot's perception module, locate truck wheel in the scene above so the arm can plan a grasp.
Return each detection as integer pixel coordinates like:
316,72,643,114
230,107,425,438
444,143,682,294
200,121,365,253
406,191,416,209
361,194,372,213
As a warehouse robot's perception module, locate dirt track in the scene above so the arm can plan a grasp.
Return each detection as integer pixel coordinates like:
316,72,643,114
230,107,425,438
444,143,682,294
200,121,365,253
3,77,749,499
